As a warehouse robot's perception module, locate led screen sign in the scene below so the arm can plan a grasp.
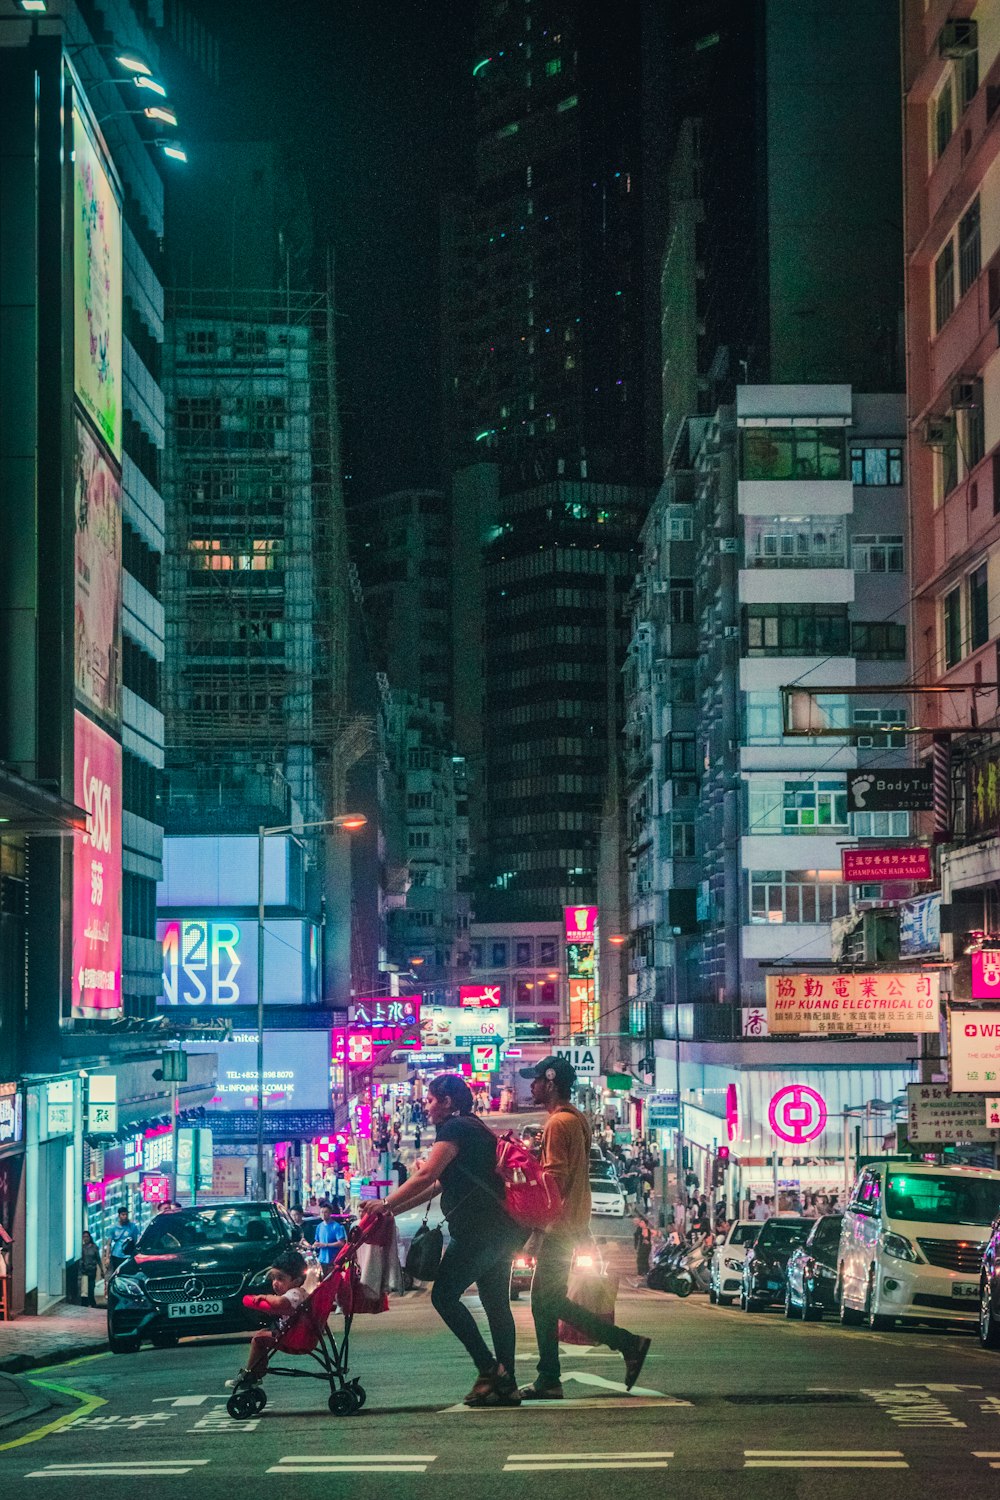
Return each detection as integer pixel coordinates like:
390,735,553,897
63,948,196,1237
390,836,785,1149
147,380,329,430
419,1007,509,1050
157,917,317,1006
765,971,939,1035
187,1031,332,1111
459,984,503,1009
72,711,122,1018
73,106,122,459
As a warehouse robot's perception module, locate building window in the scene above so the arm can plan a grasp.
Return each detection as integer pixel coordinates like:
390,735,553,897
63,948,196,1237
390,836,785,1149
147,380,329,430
944,586,962,668
960,47,979,111
407,792,433,810
853,708,906,748
668,580,695,622
744,692,785,744
748,869,851,924
969,562,989,650
959,196,981,297
545,57,562,75
671,815,696,858
851,534,904,572
747,780,848,834
850,811,910,838
667,734,696,773
744,605,849,656
935,77,954,158
539,938,557,966
664,509,693,541
741,427,846,481
849,447,903,486
491,941,508,967
744,515,846,568
850,622,907,660
935,239,955,330
515,939,533,966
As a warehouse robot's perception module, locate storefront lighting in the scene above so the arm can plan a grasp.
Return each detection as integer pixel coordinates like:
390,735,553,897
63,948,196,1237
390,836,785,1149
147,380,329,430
18,2,48,11
608,934,627,946
143,105,177,126
159,141,188,163
115,52,153,76
133,74,168,97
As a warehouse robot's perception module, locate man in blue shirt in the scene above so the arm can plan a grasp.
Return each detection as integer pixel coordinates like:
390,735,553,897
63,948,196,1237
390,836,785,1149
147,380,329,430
108,1207,139,1271
313,1204,346,1267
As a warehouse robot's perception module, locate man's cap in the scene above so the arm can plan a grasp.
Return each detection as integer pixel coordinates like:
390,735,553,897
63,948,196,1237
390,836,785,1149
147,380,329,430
519,1054,577,1088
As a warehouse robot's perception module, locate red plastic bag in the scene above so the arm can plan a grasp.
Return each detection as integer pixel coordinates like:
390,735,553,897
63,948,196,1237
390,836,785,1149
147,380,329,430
495,1134,564,1230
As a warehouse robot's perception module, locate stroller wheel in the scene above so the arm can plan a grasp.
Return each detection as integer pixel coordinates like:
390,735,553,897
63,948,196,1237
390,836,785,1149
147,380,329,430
350,1379,367,1409
328,1388,360,1416
227,1387,265,1421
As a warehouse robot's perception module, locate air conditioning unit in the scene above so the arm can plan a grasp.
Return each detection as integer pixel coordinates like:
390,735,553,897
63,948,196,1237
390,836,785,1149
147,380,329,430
939,18,977,57
723,625,739,639
951,380,979,410
921,415,952,446
718,537,739,554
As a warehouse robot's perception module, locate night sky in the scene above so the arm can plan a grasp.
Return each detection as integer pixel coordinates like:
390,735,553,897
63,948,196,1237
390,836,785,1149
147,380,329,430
179,1,472,500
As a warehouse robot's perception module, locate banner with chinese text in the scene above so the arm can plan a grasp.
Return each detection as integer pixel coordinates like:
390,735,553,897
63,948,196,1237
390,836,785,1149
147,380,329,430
841,847,932,882
765,971,940,1035
906,1083,997,1143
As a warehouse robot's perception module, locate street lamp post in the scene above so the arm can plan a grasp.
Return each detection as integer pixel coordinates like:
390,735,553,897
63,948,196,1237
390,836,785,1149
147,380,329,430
255,814,366,1199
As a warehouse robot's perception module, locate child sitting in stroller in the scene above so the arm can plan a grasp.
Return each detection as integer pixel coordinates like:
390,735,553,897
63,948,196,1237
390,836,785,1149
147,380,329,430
227,1248,309,1388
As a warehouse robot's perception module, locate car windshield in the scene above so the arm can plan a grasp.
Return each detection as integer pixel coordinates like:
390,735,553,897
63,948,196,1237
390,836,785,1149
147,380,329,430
136,1205,284,1252
590,1179,620,1194
729,1224,758,1245
808,1216,843,1254
590,1163,616,1181
757,1220,810,1251
885,1173,1000,1227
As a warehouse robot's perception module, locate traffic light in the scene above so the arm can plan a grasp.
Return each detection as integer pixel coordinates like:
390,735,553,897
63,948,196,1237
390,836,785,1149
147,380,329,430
712,1145,730,1188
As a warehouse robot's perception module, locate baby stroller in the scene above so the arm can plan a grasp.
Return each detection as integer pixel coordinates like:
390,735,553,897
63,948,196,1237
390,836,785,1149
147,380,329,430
226,1219,390,1421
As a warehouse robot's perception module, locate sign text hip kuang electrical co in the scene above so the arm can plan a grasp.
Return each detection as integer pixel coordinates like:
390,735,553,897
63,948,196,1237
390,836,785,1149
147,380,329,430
765,971,940,1036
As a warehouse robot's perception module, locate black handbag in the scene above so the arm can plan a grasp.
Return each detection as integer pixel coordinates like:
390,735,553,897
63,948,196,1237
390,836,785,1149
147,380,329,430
405,1218,444,1281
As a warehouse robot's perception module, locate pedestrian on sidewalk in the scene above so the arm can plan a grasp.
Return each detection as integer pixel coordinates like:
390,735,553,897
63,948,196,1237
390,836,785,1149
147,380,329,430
413,1123,422,1152
79,1231,105,1307
107,1207,138,1274
632,1214,653,1277
364,1073,525,1408
313,1204,346,1268
518,1057,651,1400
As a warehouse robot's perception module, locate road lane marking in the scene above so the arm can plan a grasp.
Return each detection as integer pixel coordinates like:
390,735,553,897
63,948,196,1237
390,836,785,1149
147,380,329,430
268,1455,436,1474
444,1395,683,1411
973,1452,1000,1468
26,1461,210,1478
0,1380,107,1454
745,1450,906,1470
504,1462,670,1471
504,1450,672,1471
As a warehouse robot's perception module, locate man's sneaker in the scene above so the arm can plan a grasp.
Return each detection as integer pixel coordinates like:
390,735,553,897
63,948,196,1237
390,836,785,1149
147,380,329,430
623,1335,651,1391
518,1381,563,1400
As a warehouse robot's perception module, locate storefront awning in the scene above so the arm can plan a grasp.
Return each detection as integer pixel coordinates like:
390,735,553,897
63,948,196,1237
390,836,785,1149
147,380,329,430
0,766,86,835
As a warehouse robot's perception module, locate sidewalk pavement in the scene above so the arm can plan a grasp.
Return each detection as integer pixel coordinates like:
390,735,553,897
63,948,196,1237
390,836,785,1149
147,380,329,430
0,1303,107,1376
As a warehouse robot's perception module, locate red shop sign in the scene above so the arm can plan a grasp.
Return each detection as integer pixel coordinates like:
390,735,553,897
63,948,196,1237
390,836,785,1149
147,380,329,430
842,846,931,882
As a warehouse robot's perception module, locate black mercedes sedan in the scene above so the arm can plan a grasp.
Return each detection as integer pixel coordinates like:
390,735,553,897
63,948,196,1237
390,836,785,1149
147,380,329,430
784,1214,844,1321
741,1216,812,1311
107,1201,300,1353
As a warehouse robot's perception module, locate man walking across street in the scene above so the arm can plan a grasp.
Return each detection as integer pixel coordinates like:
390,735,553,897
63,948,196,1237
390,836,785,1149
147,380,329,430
519,1056,651,1400
108,1207,138,1273
313,1203,347,1267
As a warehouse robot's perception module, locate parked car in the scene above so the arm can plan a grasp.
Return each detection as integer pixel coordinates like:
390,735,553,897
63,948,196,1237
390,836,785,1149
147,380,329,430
107,1201,299,1353
590,1175,628,1218
979,1211,1000,1347
741,1217,812,1310
709,1220,759,1305
784,1214,844,1320
838,1161,1000,1331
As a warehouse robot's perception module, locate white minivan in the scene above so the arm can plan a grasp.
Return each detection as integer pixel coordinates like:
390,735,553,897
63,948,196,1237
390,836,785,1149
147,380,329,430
838,1161,1000,1330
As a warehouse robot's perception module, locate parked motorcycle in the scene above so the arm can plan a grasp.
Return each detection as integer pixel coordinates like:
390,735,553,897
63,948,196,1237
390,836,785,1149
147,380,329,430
647,1235,714,1297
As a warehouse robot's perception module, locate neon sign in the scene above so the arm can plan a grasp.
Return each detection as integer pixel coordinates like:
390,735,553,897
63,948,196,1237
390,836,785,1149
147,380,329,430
564,905,598,943
459,984,502,1009
767,1084,827,1145
161,918,241,1005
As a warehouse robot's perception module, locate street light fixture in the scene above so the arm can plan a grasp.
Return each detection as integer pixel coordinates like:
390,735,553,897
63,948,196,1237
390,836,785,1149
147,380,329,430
157,140,189,164
255,814,367,1196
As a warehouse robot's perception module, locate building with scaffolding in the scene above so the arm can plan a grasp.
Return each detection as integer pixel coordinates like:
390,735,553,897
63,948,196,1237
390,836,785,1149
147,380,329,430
160,286,360,1012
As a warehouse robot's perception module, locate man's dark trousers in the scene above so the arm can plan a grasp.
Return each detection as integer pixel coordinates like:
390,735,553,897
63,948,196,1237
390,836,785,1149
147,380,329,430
531,1231,634,1386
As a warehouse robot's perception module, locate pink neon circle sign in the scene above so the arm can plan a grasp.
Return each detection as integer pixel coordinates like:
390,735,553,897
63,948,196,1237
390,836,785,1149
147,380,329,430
767,1084,827,1145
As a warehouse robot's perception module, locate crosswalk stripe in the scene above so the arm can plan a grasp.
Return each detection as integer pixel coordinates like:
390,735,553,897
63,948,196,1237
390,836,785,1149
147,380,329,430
27,1468,206,1478
268,1465,429,1474
507,1452,673,1460
746,1451,903,1457
28,1462,211,1470
744,1462,908,1469
271,1455,435,1463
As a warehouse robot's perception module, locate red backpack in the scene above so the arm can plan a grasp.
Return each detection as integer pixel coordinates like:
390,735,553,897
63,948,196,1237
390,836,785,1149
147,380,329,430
494,1132,564,1230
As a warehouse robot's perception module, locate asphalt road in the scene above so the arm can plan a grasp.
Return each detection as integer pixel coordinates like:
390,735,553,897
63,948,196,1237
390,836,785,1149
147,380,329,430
5,1262,1000,1498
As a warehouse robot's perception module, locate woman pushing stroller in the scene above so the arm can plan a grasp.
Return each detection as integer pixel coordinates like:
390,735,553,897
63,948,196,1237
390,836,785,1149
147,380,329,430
364,1072,525,1406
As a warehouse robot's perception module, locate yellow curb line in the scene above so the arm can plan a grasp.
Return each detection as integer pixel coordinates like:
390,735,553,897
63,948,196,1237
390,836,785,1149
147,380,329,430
0,1377,107,1452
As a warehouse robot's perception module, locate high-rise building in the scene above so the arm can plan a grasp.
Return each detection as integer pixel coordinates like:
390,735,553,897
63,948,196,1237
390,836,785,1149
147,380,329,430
902,4,1000,988
0,0,217,1314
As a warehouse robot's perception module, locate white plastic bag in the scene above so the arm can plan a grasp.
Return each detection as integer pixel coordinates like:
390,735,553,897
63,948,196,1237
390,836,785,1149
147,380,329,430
357,1214,404,1298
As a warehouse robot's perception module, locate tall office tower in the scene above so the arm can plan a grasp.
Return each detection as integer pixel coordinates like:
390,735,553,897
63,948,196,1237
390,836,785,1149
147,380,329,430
443,1,663,920
661,0,904,465
902,6,1000,974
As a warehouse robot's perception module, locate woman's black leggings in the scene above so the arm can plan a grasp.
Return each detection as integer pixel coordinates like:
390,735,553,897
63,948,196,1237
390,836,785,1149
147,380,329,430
430,1229,522,1375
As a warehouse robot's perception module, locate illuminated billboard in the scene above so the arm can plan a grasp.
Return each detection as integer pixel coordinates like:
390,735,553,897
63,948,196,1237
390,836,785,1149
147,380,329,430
460,984,503,1009
157,917,318,1006
73,107,122,460
187,1031,332,1111
74,415,121,725
765,971,939,1035
564,905,598,943
72,711,122,1017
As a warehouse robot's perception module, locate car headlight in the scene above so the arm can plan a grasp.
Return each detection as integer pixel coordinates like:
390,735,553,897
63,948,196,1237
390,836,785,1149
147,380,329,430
575,1254,596,1269
881,1231,919,1263
248,1269,274,1291
113,1275,149,1302
513,1257,532,1270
